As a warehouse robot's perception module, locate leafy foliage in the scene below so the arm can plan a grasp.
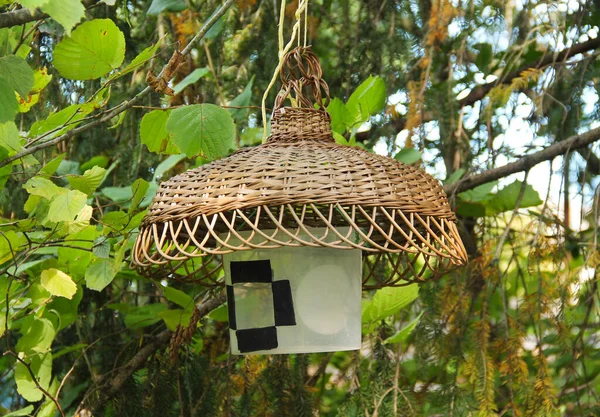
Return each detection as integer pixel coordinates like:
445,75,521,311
0,1,599,416
53,19,126,80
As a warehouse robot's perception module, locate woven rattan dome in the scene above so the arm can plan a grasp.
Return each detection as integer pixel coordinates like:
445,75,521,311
133,47,467,288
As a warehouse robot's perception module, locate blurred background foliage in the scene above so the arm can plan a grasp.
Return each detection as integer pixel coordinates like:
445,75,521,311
0,0,599,416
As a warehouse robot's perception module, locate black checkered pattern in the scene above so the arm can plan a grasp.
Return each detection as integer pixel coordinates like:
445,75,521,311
227,259,296,353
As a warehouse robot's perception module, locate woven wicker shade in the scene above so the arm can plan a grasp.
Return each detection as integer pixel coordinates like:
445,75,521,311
133,47,467,288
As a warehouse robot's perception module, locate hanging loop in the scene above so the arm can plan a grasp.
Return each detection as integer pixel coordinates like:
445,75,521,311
273,46,331,112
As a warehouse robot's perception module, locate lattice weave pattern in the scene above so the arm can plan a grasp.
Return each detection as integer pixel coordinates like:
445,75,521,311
132,46,467,287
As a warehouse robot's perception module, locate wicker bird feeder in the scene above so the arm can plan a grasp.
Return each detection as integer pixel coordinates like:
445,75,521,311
133,47,467,354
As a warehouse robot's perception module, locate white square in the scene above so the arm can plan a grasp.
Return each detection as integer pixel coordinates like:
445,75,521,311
233,282,275,329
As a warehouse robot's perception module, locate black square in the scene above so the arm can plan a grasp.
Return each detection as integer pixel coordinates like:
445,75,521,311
230,260,272,284
236,326,278,353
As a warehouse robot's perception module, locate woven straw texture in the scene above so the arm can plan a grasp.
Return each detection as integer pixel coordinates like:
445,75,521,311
132,47,467,288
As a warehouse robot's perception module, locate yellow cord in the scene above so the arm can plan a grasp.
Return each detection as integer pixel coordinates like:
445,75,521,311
304,0,309,47
261,0,310,142
277,0,285,56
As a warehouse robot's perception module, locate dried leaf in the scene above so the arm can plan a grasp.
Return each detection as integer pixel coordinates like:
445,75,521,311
145,50,184,96
164,50,184,80
146,70,174,95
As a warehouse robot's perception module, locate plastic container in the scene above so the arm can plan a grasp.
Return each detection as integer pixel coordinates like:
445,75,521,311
223,228,362,355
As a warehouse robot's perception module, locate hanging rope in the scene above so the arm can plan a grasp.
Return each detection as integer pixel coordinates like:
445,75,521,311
261,0,310,142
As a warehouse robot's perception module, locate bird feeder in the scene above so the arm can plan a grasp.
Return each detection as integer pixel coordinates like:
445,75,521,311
133,46,467,355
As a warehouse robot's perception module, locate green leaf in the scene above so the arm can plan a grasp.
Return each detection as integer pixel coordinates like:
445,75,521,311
58,226,97,277
29,103,94,140
394,148,422,164
18,0,47,6
85,258,117,291
327,97,354,134
0,121,22,156
0,55,34,96
113,239,128,266
158,309,193,331
208,304,229,322
101,211,129,231
147,0,187,14
101,186,131,202
36,378,59,417
53,19,126,80
46,287,83,331
444,168,466,185
92,237,110,258
0,230,27,264
153,154,186,181
56,159,81,176
124,303,166,329
15,316,56,353
57,205,92,235
346,75,386,125
15,353,52,402
455,201,486,217
486,180,543,215
166,104,235,160
52,343,87,359
40,268,77,299
39,153,65,176
39,0,85,35
18,67,53,113
0,314,6,338
163,286,194,309
47,190,88,223
118,41,162,77
173,67,210,95
474,43,493,71
239,127,264,147
458,180,498,203
4,405,35,417
0,76,19,123
204,15,225,40
228,76,254,123
80,155,109,171
140,109,179,154
5,259,46,277
129,178,149,214
67,165,106,195
362,283,419,323
24,176,63,199
384,312,423,344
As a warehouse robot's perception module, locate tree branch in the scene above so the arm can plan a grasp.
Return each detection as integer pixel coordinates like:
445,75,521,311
0,0,100,29
0,0,236,169
75,294,226,414
458,36,600,108
356,36,600,143
0,7,46,29
443,126,600,196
